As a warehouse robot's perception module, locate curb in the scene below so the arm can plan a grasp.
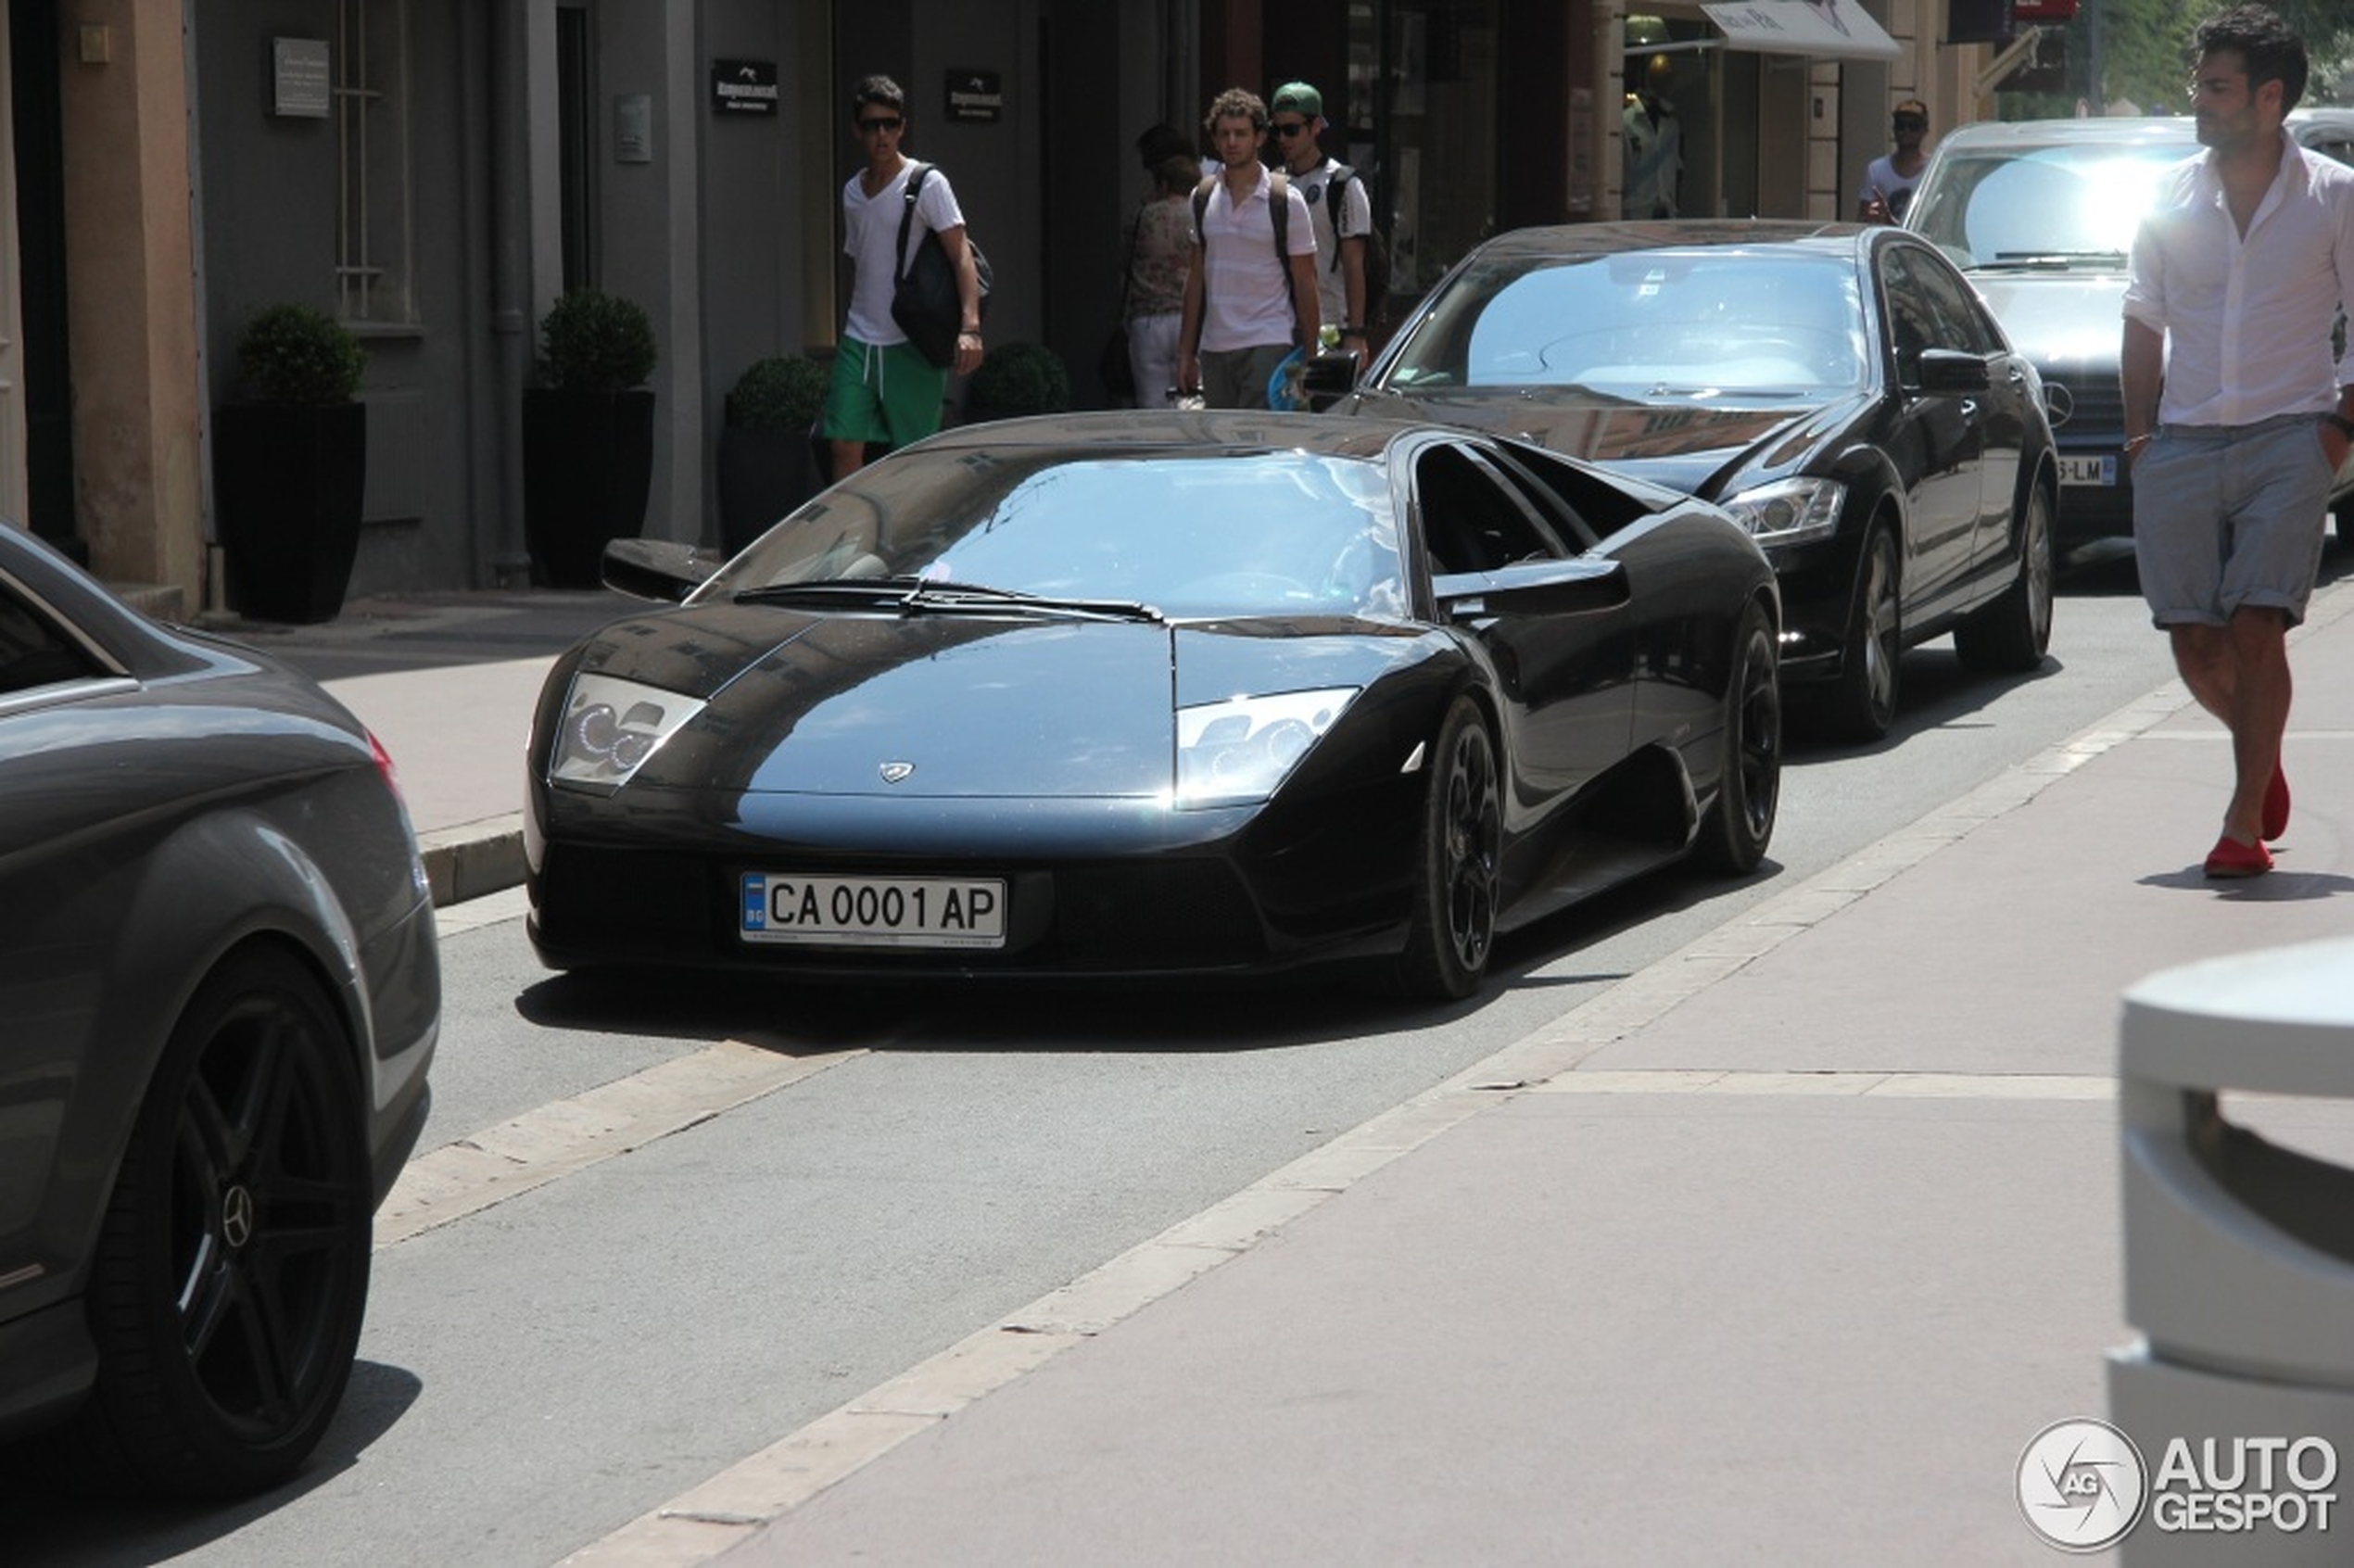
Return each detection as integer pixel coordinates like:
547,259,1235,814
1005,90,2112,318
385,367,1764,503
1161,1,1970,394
417,814,526,908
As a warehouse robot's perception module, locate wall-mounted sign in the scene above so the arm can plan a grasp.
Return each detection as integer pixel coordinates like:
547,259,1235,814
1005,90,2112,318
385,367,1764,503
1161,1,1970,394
615,94,653,163
944,70,1002,124
712,58,778,116
272,37,331,119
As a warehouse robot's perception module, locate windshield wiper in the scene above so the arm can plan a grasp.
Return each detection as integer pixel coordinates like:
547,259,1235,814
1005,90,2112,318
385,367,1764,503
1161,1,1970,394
1985,250,2129,269
736,576,1164,624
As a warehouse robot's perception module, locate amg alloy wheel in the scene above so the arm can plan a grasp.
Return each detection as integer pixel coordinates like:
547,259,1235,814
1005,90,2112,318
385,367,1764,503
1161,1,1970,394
76,949,373,1498
1824,525,1902,741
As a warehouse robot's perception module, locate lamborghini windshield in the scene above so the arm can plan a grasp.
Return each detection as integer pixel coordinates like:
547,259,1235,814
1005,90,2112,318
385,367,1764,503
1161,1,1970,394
701,448,1409,620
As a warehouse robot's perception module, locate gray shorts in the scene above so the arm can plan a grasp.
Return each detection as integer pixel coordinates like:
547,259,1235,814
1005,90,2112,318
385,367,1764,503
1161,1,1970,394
1200,343,1293,411
2133,413,2333,628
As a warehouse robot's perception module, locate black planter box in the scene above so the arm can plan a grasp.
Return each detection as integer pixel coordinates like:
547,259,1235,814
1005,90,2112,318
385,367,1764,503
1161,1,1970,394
212,400,366,625
523,387,655,588
716,420,822,557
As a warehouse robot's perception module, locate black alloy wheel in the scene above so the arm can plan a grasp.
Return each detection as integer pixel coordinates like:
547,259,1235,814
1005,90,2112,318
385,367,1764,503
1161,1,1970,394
1694,599,1782,874
76,948,373,1498
1397,695,1502,1000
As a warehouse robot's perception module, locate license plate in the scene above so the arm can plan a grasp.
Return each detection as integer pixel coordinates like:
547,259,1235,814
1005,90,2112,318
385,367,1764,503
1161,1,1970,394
740,873,1006,949
2058,453,2118,487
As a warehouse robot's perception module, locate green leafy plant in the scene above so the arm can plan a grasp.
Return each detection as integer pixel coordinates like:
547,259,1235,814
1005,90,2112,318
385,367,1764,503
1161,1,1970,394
965,342,1070,421
725,354,830,431
538,288,658,392
235,304,365,406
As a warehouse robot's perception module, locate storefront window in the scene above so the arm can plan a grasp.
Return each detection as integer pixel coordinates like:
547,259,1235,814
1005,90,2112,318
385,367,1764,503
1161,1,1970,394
1350,1,1500,311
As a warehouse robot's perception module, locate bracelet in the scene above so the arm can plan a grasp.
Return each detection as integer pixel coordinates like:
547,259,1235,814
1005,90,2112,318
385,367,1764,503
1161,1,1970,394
957,329,981,338
2123,432,2154,452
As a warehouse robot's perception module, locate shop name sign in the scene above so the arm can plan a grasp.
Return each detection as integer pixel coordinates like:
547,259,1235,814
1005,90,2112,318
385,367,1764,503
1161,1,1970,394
712,58,778,116
944,70,1002,123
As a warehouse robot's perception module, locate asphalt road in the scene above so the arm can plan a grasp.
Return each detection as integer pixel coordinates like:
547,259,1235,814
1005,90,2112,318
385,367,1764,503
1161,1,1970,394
3,550,2296,1567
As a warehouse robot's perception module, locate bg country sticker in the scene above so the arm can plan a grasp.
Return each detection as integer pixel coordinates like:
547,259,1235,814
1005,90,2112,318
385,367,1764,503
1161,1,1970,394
2017,1418,2339,1552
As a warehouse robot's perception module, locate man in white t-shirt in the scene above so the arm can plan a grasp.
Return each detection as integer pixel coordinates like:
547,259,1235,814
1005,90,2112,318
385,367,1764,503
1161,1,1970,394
1857,100,1930,224
1268,81,1373,363
823,74,985,478
1177,87,1320,409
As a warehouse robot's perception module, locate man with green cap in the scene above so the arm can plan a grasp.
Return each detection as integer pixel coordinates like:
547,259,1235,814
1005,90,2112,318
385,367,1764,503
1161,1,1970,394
1268,81,1373,361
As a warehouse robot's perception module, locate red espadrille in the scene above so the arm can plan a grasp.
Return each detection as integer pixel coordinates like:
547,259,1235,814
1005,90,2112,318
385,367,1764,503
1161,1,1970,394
2204,833,2273,879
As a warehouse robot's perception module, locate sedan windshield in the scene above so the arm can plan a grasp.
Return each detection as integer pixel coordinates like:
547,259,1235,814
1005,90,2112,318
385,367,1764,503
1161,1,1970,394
1907,141,2192,268
1381,249,1869,398
702,450,1409,619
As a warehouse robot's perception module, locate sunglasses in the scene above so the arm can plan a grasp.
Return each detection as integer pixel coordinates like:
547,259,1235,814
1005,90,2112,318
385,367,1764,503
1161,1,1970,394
1892,115,1926,130
1271,120,1313,137
857,115,904,133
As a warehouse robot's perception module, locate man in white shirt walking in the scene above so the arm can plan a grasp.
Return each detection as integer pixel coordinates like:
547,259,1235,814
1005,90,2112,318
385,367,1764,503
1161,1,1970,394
2120,3,2354,878
1176,87,1319,409
1268,81,1373,364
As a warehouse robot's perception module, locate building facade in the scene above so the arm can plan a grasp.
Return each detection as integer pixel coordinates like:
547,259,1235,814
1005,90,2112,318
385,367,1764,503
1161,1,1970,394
4,0,1994,614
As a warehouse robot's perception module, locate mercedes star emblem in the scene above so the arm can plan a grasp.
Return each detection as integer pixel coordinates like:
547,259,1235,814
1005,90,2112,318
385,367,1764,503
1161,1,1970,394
220,1184,255,1250
2042,381,2074,429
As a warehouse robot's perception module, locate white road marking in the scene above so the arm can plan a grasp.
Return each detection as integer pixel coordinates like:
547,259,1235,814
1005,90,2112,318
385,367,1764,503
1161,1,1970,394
374,1042,861,1249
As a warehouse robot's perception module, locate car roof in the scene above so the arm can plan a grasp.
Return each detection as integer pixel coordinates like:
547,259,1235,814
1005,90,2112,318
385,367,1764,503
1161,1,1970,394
906,409,1432,462
1452,219,1869,265
1932,116,2199,152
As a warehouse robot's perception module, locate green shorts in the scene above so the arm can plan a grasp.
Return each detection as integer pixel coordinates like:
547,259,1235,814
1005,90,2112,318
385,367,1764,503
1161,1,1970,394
821,337,948,449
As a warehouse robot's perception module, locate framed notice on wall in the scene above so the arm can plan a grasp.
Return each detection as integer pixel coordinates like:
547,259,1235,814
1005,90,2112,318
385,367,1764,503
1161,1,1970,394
272,37,330,119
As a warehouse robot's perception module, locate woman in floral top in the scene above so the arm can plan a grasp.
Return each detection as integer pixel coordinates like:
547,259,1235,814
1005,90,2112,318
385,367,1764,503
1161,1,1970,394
1125,128,1201,409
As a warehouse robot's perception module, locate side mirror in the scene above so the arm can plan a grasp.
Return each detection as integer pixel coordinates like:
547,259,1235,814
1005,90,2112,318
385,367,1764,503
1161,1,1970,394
1917,348,1993,394
601,537,726,603
1302,349,1361,412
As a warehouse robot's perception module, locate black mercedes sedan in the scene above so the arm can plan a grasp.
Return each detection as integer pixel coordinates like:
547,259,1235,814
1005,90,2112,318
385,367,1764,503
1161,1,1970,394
1332,221,2059,740
526,411,1781,1000
0,524,439,1496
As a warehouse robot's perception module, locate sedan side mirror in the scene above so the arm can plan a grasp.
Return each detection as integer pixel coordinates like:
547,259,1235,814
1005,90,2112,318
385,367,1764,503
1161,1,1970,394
1916,348,1993,394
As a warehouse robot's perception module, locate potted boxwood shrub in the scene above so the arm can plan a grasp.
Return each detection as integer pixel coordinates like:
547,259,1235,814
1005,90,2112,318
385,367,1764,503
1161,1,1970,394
523,288,659,588
212,304,368,624
963,342,1071,423
717,353,829,555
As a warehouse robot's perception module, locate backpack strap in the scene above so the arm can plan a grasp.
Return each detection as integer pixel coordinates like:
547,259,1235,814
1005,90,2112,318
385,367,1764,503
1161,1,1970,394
1325,165,1354,273
895,161,932,282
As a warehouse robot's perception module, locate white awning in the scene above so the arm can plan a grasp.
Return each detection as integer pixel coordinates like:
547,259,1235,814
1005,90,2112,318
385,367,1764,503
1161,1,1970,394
1697,0,1902,61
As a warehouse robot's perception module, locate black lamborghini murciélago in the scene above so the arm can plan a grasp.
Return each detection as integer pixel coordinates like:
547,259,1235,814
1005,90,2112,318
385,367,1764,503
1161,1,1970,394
525,411,1780,999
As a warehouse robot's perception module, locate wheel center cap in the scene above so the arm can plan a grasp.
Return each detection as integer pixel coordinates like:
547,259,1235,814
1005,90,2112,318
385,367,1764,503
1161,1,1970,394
220,1184,256,1251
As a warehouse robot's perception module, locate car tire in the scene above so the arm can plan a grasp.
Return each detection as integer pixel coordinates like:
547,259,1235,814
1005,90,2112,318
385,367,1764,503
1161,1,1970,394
72,947,373,1498
1693,599,1781,875
1822,524,1903,742
1954,484,2054,673
1394,695,1501,1002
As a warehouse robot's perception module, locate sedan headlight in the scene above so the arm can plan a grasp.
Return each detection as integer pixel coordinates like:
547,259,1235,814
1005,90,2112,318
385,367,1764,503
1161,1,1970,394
550,674,707,790
1175,688,1358,808
1723,476,1846,546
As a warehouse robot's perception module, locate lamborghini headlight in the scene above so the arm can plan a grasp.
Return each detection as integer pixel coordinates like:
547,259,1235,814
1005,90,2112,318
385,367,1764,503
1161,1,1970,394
549,674,707,790
1175,688,1358,808
1723,476,1846,545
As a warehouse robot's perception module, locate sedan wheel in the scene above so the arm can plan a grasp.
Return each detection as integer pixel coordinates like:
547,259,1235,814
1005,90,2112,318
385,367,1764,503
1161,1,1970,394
1396,696,1501,1001
1823,525,1902,741
1694,600,1781,874
76,949,373,1498
1953,486,2055,673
